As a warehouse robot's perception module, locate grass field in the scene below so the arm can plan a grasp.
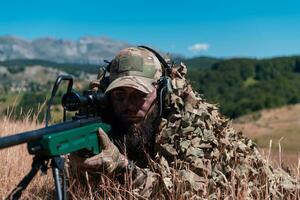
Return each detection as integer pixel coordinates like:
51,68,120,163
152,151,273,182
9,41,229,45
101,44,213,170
0,109,299,199
0,92,22,114
233,104,300,168
0,116,54,199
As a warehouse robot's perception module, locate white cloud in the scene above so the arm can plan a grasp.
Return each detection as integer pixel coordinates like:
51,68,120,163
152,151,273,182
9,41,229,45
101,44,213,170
188,43,210,53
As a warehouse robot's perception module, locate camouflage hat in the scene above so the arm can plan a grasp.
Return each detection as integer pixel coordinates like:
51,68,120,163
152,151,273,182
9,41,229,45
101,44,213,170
105,47,162,94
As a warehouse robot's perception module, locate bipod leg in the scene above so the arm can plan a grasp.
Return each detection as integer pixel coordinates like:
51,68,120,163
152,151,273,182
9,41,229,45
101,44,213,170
62,167,68,200
6,157,48,200
51,156,67,200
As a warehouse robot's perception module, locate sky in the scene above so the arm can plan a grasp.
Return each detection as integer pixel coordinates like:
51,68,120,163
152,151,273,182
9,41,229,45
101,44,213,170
1,0,300,58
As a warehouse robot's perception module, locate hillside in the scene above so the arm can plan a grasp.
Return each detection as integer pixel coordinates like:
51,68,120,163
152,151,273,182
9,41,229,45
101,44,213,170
2,55,300,122
187,56,300,118
182,56,220,68
233,104,300,166
0,59,99,122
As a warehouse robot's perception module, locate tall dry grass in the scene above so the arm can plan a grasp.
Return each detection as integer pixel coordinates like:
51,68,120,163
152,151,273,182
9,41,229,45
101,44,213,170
0,109,142,199
0,115,54,199
1,114,300,199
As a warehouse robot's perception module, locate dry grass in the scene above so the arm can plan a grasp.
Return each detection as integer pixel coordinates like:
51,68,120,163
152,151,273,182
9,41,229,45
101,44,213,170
0,113,144,199
1,116,300,199
0,116,54,199
233,103,300,167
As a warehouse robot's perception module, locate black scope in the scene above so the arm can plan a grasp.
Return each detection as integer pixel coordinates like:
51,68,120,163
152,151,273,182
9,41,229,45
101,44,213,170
62,90,108,112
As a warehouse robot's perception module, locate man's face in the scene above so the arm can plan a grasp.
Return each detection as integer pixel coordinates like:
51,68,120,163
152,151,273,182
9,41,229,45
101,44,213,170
110,87,157,126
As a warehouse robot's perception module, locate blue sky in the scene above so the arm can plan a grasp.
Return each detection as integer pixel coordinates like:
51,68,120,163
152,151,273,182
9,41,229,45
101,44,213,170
1,0,300,58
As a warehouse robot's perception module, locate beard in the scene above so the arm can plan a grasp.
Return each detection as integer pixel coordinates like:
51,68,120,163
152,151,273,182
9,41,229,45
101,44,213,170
123,104,160,167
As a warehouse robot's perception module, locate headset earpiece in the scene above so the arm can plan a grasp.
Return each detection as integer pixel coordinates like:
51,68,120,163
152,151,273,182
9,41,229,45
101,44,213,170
156,75,173,117
137,46,173,117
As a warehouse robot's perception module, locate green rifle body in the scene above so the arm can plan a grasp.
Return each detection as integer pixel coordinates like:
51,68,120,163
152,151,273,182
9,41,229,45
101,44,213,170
0,118,111,157
28,122,110,156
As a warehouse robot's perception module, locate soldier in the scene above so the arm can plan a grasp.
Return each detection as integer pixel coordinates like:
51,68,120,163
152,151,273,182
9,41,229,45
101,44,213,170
71,47,298,199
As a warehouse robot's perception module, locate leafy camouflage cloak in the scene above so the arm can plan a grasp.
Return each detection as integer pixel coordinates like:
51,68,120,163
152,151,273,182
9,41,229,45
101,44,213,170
129,62,298,199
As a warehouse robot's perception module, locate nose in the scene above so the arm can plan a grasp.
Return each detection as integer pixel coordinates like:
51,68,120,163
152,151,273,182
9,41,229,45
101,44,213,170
127,102,137,111
120,96,137,113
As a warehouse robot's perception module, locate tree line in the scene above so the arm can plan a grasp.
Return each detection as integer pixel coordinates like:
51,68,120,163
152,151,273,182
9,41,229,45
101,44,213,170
3,55,300,120
187,56,300,118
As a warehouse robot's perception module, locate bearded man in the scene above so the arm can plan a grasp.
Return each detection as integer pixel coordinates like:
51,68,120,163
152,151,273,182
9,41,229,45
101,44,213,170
70,47,297,199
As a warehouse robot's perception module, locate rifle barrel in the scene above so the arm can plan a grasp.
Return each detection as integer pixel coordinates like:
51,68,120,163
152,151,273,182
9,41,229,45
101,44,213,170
0,118,101,149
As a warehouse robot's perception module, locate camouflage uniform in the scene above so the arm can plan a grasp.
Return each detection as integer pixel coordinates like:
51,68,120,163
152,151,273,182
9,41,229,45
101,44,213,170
73,47,299,199
126,61,298,199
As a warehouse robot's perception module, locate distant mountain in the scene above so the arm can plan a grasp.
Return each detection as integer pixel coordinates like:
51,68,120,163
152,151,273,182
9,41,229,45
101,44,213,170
0,35,222,67
0,36,131,64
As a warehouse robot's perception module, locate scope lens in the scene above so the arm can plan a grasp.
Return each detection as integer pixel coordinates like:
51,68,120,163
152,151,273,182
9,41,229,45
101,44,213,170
62,92,81,111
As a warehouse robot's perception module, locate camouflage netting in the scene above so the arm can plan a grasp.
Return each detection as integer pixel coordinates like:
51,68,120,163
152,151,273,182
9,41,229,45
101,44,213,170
127,62,299,199
69,62,299,200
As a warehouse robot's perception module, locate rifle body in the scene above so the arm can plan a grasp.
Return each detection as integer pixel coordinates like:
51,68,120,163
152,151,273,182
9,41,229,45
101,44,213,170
0,117,111,157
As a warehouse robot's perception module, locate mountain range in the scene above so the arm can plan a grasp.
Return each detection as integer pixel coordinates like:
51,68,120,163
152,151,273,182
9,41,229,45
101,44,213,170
0,35,130,64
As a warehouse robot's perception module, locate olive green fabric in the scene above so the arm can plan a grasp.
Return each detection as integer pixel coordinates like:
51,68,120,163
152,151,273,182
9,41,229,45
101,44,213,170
105,47,162,94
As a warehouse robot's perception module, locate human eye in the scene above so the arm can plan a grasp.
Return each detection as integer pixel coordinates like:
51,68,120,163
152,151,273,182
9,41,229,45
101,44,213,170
131,91,145,98
111,90,126,101
111,89,125,95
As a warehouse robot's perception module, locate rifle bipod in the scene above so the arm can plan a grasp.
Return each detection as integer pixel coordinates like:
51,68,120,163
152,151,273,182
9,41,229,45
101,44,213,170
6,156,68,200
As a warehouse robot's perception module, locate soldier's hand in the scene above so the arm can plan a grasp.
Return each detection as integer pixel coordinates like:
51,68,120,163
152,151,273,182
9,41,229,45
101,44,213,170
72,128,129,174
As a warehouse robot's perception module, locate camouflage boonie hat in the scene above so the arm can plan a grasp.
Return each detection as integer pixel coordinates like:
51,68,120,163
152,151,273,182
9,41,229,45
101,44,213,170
105,47,162,94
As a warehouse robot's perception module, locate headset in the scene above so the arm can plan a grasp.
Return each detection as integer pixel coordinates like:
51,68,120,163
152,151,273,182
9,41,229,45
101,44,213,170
137,46,173,117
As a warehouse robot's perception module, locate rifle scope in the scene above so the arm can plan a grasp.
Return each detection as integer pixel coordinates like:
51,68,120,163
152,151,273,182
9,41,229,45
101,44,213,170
62,90,107,112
